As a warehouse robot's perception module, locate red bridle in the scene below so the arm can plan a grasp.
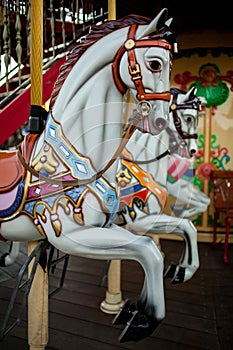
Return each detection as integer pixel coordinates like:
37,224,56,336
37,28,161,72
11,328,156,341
112,24,172,102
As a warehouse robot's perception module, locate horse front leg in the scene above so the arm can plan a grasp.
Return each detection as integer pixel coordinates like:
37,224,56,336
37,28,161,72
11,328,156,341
46,223,165,342
124,212,199,284
176,187,210,218
112,234,165,342
162,217,199,283
36,201,166,342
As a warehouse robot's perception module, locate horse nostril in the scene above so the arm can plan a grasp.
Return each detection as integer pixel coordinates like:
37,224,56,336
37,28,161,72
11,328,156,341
154,117,169,131
190,149,196,156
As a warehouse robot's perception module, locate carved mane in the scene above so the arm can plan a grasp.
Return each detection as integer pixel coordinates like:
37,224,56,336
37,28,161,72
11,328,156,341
49,15,151,110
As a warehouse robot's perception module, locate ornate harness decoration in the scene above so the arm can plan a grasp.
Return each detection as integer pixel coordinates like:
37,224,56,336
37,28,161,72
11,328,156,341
116,149,167,222
21,114,122,237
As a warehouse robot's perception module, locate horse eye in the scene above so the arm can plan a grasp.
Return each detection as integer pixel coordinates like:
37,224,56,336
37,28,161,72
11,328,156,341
185,116,192,123
147,60,161,72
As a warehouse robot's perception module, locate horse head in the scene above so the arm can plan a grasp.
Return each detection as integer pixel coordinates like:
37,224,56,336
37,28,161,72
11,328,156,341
168,87,205,157
112,8,177,135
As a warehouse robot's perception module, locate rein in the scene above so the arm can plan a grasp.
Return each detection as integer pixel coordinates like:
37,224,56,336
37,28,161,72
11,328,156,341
17,110,143,187
120,149,170,165
119,140,187,165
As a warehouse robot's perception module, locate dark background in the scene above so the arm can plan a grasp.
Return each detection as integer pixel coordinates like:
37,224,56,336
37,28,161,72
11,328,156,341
96,0,233,32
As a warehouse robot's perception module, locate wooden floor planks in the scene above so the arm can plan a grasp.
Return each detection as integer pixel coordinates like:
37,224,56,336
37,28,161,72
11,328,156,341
0,239,233,349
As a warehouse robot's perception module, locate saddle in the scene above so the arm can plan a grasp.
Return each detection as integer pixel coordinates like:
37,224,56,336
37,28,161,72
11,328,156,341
0,134,37,193
0,151,25,193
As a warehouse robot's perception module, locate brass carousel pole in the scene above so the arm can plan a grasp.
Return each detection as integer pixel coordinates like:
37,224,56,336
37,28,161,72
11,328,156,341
100,0,124,314
28,1,48,349
107,0,116,20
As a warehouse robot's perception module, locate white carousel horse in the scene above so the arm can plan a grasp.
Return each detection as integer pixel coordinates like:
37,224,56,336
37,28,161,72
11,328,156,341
166,91,210,218
0,9,177,342
1,91,210,269
115,87,206,285
167,158,210,218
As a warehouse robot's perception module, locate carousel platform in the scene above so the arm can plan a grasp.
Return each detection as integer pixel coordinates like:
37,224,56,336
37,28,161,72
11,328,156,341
0,238,233,349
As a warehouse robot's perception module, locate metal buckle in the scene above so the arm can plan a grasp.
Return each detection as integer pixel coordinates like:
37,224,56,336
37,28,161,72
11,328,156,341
137,101,152,117
129,64,140,76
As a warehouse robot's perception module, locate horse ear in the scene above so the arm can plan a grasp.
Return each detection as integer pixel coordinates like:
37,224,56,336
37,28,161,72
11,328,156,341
137,8,171,39
189,86,197,97
177,88,193,104
188,87,207,107
190,86,197,95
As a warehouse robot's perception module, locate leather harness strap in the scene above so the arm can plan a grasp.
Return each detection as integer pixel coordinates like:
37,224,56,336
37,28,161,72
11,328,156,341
170,92,199,140
120,148,170,165
17,111,142,187
121,155,168,210
112,24,171,101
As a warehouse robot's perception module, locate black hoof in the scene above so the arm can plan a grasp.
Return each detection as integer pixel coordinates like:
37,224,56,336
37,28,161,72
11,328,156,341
112,299,137,325
164,263,177,279
119,312,160,342
171,266,185,284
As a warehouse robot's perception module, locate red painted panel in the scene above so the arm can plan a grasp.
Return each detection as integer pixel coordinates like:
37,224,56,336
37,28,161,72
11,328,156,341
0,56,66,146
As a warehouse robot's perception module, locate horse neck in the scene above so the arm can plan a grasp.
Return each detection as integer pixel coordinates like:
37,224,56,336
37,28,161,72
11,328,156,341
51,24,129,119
46,72,124,186
40,29,132,184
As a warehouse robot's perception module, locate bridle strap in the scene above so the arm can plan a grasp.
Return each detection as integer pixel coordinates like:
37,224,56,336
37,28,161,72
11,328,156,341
112,24,171,101
170,92,198,140
17,112,142,187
